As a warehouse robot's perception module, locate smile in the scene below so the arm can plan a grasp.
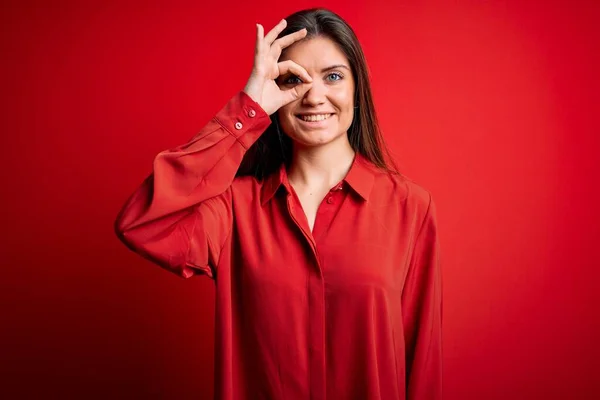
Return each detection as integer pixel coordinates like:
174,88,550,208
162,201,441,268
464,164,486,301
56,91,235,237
296,113,333,122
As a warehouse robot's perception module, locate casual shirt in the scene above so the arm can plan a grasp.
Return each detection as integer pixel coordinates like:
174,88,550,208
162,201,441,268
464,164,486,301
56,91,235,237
114,90,443,399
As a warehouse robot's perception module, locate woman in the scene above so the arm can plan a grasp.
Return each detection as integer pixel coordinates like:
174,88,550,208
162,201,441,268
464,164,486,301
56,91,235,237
114,8,442,400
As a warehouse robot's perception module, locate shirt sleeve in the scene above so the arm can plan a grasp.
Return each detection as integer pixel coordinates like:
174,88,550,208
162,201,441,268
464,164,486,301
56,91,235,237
114,91,271,279
401,192,443,399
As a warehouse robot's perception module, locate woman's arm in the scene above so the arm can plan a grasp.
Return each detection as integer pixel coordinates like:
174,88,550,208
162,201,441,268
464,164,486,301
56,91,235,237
114,92,270,278
402,193,443,399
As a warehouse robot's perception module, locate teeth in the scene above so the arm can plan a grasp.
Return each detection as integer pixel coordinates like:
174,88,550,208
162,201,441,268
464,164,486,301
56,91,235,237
300,114,332,122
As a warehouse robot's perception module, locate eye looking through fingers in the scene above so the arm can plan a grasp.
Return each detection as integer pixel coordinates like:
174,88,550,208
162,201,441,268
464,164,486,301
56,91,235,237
279,72,345,86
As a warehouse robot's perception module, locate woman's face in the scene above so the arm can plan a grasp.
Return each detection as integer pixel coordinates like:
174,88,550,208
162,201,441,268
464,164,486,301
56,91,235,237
276,36,355,148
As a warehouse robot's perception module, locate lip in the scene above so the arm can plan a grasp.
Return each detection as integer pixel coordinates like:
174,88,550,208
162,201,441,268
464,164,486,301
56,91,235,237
295,113,334,127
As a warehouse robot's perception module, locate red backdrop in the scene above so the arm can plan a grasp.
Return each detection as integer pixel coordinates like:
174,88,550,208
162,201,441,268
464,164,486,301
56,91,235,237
1,0,599,398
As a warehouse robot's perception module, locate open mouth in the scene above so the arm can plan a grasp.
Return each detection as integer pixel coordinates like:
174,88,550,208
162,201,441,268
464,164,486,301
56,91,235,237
296,113,334,123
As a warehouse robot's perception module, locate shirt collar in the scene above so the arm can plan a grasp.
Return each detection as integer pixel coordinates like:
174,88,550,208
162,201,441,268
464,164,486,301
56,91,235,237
260,152,376,206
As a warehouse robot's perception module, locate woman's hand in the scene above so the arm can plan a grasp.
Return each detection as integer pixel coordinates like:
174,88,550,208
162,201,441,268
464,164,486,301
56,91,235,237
243,19,313,115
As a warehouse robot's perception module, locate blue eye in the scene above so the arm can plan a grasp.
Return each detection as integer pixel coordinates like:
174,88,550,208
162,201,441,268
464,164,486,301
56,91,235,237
283,72,343,85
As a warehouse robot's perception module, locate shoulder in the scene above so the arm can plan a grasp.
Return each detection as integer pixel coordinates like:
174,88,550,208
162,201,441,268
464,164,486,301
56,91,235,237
371,169,438,237
371,167,432,208
230,174,266,204
231,174,261,192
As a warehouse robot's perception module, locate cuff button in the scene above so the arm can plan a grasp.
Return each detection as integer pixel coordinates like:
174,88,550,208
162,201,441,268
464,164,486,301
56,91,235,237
235,122,243,130
248,109,256,118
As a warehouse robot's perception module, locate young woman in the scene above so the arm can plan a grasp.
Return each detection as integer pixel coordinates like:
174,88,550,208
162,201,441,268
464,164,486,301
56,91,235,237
115,8,442,400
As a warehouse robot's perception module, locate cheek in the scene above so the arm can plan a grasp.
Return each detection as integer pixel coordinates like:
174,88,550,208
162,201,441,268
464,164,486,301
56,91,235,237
276,109,299,136
332,86,354,113
285,114,296,126
334,88,356,131
277,106,294,124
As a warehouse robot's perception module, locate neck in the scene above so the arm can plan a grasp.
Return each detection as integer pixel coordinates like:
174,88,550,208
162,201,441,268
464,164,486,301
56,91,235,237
287,135,356,191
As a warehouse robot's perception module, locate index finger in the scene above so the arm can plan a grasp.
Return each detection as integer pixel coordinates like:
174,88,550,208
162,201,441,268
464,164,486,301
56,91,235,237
274,28,308,51
264,19,287,45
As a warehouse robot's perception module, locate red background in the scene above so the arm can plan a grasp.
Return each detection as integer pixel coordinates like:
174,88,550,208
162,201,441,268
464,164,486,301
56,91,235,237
2,0,599,398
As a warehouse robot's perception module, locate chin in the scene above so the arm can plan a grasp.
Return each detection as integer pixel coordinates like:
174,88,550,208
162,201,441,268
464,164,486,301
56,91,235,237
290,129,347,148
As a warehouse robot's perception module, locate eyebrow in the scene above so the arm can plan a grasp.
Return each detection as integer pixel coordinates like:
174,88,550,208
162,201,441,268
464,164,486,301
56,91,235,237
321,64,351,72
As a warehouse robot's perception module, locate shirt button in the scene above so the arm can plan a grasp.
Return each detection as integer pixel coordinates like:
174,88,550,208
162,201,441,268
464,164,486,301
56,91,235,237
235,121,243,130
327,197,334,204
248,109,256,118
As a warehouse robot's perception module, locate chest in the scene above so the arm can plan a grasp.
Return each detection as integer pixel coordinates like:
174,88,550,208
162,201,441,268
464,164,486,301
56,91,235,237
292,183,346,233
233,192,409,295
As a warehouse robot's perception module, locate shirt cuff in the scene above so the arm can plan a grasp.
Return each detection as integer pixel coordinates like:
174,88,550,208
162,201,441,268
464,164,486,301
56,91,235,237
214,91,272,149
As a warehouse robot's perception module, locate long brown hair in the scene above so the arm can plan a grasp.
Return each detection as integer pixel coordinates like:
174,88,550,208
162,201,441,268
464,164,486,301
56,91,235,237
236,8,400,180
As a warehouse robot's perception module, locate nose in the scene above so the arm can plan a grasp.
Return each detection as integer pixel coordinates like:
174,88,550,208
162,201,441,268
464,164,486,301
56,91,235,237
301,79,326,106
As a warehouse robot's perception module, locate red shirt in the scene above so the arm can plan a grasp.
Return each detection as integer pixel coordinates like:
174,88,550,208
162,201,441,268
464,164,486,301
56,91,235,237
114,91,443,399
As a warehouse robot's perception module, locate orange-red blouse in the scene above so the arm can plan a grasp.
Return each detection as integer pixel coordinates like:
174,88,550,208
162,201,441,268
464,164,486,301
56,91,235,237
114,91,442,399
